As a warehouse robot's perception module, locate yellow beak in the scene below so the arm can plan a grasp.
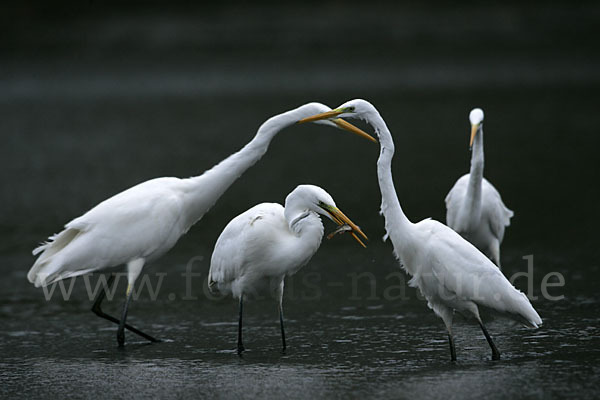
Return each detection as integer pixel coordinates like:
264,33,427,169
299,109,345,124
470,123,479,148
332,118,378,143
326,206,369,248
299,109,378,144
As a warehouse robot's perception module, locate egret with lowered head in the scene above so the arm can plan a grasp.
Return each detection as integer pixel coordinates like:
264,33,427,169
445,108,513,267
300,99,541,361
27,103,375,347
208,184,367,354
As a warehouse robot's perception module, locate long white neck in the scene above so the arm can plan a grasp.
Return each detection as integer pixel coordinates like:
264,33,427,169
464,125,484,226
179,110,300,227
283,199,324,275
367,109,414,259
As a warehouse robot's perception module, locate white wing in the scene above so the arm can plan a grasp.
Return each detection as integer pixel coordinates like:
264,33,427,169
481,178,514,243
415,219,540,328
208,203,286,291
445,175,513,243
444,174,469,229
28,178,186,287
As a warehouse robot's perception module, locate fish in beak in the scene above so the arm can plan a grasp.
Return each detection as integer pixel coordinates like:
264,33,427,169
322,204,368,248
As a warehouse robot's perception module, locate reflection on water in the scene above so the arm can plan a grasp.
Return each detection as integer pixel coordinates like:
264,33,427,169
2,2,600,399
2,287,600,398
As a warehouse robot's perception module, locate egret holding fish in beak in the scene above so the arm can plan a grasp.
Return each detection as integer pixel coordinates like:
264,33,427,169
27,102,375,347
208,184,367,354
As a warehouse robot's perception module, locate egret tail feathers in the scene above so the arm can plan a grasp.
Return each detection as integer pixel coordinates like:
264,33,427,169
498,289,542,328
518,298,542,328
28,228,83,287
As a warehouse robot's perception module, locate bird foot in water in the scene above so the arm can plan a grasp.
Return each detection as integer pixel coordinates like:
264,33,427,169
237,345,245,355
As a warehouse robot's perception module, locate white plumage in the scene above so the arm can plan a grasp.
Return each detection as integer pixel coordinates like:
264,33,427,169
300,99,541,361
445,108,513,267
208,184,367,354
29,178,187,287
27,102,375,347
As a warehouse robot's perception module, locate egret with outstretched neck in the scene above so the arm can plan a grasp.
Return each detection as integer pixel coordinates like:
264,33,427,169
445,108,513,267
300,99,541,361
208,184,367,354
27,103,376,347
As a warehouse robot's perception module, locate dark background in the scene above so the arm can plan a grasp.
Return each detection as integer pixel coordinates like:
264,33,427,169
2,1,599,254
1,2,599,399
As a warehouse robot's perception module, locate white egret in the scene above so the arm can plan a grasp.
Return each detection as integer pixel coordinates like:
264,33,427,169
300,99,541,361
27,103,376,347
445,108,514,267
208,184,367,354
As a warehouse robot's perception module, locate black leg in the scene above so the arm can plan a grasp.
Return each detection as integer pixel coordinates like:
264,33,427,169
117,288,133,347
91,275,159,345
279,304,286,353
478,319,501,360
91,275,116,318
237,296,245,355
448,333,457,362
